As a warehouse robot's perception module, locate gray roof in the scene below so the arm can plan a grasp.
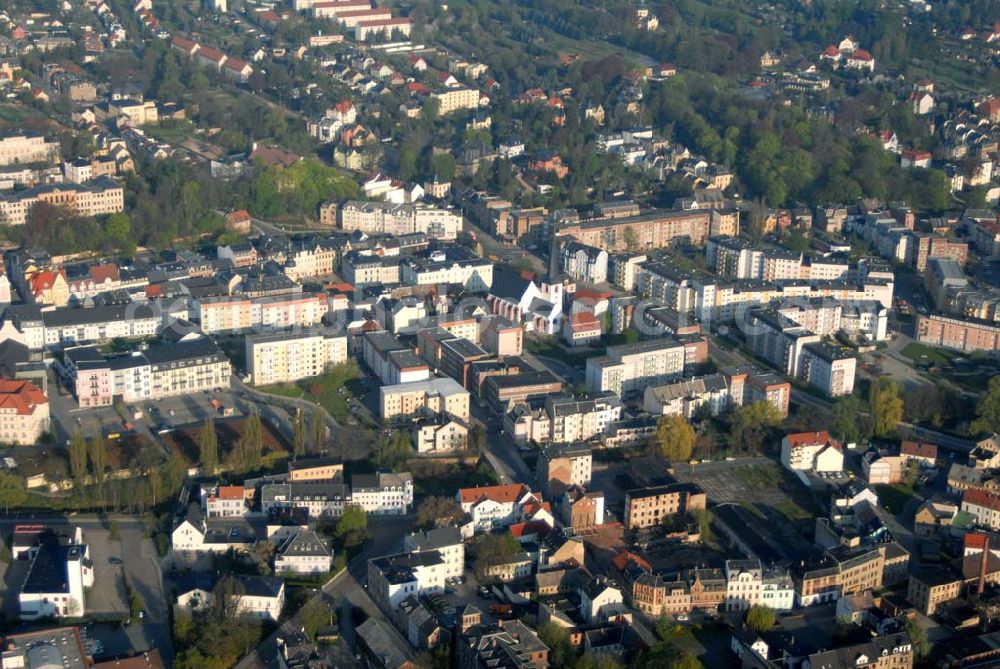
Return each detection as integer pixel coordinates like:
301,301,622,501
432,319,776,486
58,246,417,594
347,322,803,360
279,530,330,558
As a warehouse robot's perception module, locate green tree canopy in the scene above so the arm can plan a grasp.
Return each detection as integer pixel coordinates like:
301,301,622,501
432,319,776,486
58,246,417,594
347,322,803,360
652,414,696,461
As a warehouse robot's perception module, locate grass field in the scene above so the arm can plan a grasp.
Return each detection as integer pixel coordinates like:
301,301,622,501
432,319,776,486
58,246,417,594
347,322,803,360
525,339,594,366
875,483,915,515
901,343,952,366
258,363,362,422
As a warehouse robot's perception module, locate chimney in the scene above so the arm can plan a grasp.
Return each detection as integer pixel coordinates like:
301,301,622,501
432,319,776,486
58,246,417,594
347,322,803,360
979,535,990,596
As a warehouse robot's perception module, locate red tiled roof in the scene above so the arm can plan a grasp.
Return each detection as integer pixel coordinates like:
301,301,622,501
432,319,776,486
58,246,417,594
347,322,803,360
197,46,225,62
171,35,198,51
850,49,873,61
964,488,1000,512
612,550,651,572
90,263,119,284
212,485,244,500
575,288,612,302
822,45,840,57
784,431,840,450
509,520,551,538
459,483,529,505
965,532,990,551
0,379,48,415
357,18,411,27
901,441,937,460
29,269,64,294
224,57,250,72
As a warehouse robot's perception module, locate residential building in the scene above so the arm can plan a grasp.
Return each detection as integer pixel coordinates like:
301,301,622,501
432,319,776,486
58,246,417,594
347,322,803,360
206,486,246,518
274,530,333,575
380,377,470,422
457,483,541,535
350,472,414,516
585,337,707,398
560,241,608,284
261,482,354,519
400,247,493,291
579,577,625,623
195,293,329,335
0,134,60,167
18,534,93,620
537,443,592,497
288,456,344,482
403,526,465,581
484,371,563,416
0,379,49,445
457,620,549,669
780,431,844,473
725,560,763,612
431,87,481,114
545,394,621,444
962,489,1000,529
245,330,347,385
412,413,468,453
176,573,285,621
556,208,718,252
368,551,447,611
916,313,1000,353
339,201,462,240
0,178,125,226
907,568,962,616
624,482,707,530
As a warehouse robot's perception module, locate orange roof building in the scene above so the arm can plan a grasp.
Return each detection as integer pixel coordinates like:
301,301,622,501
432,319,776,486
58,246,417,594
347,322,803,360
0,379,49,446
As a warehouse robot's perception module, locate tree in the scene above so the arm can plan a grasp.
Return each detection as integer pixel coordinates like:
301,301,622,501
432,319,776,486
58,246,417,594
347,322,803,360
210,574,245,623
109,520,121,540
166,452,187,495
651,414,696,461
469,424,487,454
832,396,869,445
730,401,783,454
473,532,520,580
746,605,776,632
376,430,412,470
129,587,145,623
200,419,218,474
311,404,326,454
334,504,369,547
88,434,106,488
0,471,26,513
415,496,464,529
869,377,904,438
536,623,576,669
301,598,334,640
293,408,307,458
68,431,88,489
972,376,1000,435
905,618,930,659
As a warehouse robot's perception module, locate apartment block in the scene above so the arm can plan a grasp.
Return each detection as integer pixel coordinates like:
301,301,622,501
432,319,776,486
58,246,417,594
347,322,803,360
342,252,401,286
537,443,592,497
400,247,493,291
0,178,125,226
483,371,563,416
431,87,481,115
339,201,462,240
0,134,60,167
368,551,447,611
556,208,715,252
907,569,962,615
0,379,49,446
380,377,470,422
624,482,707,530
545,393,622,443
916,313,1000,353
585,337,707,398
246,330,347,385
195,293,329,334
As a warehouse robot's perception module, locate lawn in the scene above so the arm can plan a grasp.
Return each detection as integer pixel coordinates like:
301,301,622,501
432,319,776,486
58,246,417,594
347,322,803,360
901,343,952,366
874,484,915,515
734,464,785,488
525,339,594,367
257,363,362,422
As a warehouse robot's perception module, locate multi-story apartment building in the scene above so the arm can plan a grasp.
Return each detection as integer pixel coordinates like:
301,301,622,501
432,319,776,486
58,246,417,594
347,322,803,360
288,456,344,482
400,247,493,291
431,87,481,115
245,330,347,385
559,241,608,284
260,481,353,518
354,17,413,41
412,414,469,453
457,483,542,535
544,394,622,443
42,303,163,348
556,208,717,252
206,486,247,518
962,488,1000,529
341,252,402,286
368,551,447,611
916,313,1000,353
380,377,470,422
780,431,844,473
0,379,49,445
58,338,231,405
194,293,329,334
350,472,414,516
799,342,857,397
623,482,707,530
907,568,962,615
0,177,125,226
585,337,707,397
403,526,465,581
282,238,339,281
483,371,563,416
274,530,333,575
0,134,60,167
724,559,763,612
609,252,647,291
536,443,592,497
793,545,885,606
338,201,462,240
